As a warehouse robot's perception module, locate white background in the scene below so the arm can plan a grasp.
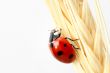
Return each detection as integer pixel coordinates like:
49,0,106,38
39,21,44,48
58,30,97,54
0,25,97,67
0,0,110,73
0,0,75,73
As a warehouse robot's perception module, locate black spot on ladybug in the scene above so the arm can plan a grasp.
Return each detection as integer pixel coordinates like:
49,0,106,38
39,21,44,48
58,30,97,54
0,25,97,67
69,54,73,59
64,43,67,47
57,51,63,56
50,43,53,48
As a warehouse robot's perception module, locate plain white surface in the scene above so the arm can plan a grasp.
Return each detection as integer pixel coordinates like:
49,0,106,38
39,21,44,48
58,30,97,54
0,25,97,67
0,0,75,73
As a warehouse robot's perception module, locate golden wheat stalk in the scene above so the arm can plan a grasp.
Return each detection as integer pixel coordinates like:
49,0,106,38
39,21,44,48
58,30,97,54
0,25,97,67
46,0,110,73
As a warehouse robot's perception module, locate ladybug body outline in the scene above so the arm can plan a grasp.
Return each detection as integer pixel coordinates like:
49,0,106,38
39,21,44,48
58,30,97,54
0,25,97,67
49,29,78,63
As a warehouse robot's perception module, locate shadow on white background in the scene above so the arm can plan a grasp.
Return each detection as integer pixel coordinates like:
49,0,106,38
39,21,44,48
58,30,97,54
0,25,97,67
0,0,75,73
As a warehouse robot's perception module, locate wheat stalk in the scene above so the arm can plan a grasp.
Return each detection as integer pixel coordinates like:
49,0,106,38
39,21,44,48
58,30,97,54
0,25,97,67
46,0,110,73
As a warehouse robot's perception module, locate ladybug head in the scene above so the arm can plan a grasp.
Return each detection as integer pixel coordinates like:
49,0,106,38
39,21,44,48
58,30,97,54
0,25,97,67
49,28,62,43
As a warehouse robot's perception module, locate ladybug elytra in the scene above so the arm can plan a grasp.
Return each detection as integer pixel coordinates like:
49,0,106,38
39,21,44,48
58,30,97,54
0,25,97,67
49,29,79,63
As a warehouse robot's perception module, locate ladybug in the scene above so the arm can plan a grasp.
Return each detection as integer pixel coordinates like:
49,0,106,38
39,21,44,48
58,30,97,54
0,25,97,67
49,29,79,63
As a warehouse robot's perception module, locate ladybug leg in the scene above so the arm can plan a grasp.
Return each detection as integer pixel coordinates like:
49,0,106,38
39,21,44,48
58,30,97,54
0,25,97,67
65,37,79,41
70,44,80,49
65,37,80,49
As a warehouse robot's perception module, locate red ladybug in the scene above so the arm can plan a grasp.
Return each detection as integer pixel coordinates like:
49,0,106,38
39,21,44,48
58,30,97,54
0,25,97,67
49,29,79,63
